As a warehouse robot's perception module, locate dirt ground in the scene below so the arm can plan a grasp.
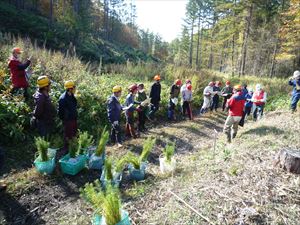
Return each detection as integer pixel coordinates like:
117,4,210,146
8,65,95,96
1,110,299,225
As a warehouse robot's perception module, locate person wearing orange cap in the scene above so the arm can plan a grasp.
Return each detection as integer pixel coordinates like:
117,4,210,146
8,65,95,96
223,85,246,143
149,74,161,119
221,81,233,111
168,79,182,120
182,83,193,120
124,84,140,138
211,81,222,112
8,47,31,100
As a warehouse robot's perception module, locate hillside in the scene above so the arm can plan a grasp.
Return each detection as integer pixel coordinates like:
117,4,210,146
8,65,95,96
1,110,299,224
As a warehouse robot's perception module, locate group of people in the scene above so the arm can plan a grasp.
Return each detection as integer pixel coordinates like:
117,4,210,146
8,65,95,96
6,47,300,148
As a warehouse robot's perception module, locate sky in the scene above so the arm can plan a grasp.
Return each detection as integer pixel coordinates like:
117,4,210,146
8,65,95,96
133,0,188,43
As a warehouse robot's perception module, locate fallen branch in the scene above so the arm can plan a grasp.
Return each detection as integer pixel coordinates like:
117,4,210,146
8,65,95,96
169,190,215,225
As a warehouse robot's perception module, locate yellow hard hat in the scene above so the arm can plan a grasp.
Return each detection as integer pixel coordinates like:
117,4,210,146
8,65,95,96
64,80,75,90
37,76,50,88
112,85,122,93
234,85,242,91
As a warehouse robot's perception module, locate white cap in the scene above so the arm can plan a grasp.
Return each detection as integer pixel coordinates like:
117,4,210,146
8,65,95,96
256,84,262,91
293,70,300,79
248,88,253,92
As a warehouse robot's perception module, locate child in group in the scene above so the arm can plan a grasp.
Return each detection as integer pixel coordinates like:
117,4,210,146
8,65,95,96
136,83,148,132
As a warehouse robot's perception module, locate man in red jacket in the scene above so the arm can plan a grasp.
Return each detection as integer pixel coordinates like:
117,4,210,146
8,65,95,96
223,85,246,143
8,47,31,100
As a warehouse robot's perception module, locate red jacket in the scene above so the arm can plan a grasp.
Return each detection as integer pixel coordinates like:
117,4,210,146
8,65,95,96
8,58,31,88
227,92,246,116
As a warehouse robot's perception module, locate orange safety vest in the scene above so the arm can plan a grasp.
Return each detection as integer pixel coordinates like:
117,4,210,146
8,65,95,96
253,90,265,106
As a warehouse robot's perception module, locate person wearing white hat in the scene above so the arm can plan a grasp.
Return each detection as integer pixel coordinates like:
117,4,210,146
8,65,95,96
289,70,300,112
251,84,267,121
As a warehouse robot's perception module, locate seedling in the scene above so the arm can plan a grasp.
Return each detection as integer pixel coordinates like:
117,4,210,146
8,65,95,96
163,142,175,162
35,137,50,162
95,126,109,157
68,137,79,158
78,131,93,155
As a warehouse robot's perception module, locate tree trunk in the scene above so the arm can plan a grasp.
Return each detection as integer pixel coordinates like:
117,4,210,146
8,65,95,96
274,149,300,174
49,0,53,26
196,13,201,71
208,14,217,69
239,4,253,77
270,39,278,78
189,18,195,68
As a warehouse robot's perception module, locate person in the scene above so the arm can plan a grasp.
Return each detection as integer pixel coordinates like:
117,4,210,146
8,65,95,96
182,83,193,120
125,84,140,138
211,81,222,112
223,85,246,143
221,81,233,111
149,74,161,119
58,80,78,152
200,82,215,115
252,84,267,121
136,83,148,132
107,85,123,147
180,79,192,93
8,47,31,100
168,79,182,120
244,88,254,117
289,70,300,112
242,84,248,97
32,76,56,137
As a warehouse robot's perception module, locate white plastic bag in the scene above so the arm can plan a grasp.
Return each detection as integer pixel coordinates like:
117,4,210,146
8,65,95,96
159,157,176,174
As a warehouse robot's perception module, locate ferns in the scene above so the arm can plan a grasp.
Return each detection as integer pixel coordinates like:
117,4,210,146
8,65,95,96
35,137,50,162
95,126,109,157
163,142,175,162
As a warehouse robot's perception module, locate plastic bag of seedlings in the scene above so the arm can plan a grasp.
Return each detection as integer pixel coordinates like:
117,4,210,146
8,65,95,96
89,151,105,170
93,210,131,225
159,156,176,174
128,162,147,181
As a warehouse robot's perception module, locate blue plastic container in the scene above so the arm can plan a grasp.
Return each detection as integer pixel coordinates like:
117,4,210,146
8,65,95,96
89,151,105,170
34,148,57,175
59,154,87,175
34,157,55,175
100,169,122,188
128,162,147,181
93,210,131,225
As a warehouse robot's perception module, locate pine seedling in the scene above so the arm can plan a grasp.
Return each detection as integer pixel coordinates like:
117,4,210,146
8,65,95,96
163,142,175,162
68,137,79,158
123,152,141,170
140,137,156,162
105,157,113,181
35,137,50,162
95,126,109,157
78,131,93,155
103,184,122,225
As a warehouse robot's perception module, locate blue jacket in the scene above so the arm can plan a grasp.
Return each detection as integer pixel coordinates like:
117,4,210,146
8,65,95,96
107,95,122,123
245,93,253,108
125,93,137,113
289,79,300,96
58,92,77,121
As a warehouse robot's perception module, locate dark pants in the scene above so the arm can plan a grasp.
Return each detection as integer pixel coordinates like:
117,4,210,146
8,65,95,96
111,123,122,144
222,96,232,111
36,120,52,138
168,99,176,120
12,87,29,100
0,147,4,173
244,106,252,116
182,101,192,120
149,101,159,118
253,104,264,121
63,120,77,150
211,95,219,111
138,110,146,131
291,94,300,111
125,111,136,137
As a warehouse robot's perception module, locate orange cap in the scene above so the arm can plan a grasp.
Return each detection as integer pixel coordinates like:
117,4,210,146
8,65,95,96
13,47,22,54
154,75,161,81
